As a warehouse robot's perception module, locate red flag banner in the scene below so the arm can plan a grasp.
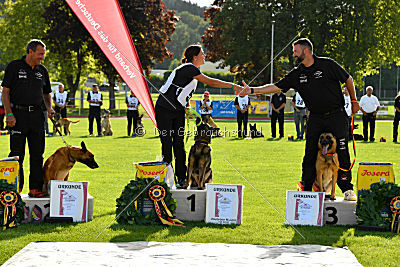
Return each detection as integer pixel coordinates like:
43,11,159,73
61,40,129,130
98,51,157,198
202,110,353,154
65,0,156,125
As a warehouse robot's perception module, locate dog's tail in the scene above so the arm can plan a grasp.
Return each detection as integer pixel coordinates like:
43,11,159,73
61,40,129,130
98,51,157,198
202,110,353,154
70,120,80,124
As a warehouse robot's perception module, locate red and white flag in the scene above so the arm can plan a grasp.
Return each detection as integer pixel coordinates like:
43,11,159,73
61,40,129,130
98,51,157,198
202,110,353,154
65,0,156,125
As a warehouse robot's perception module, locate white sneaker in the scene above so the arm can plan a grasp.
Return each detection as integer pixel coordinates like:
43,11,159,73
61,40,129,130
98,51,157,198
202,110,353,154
344,190,357,201
89,134,95,137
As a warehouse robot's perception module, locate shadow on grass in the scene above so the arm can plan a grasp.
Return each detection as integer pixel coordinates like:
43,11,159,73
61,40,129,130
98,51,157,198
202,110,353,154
283,225,352,245
266,138,282,141
1,222,78,242
109,221,239,242
115,136,134,139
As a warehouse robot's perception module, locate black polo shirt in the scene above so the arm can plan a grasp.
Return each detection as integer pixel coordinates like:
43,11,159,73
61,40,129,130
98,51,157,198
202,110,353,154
395,95,400,113
1,56,51,106
275,55,349,114
271,93,286,110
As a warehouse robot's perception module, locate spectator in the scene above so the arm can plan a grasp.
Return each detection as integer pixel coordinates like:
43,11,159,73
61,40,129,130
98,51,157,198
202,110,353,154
393,91,400,142
291,92,306,139
235,95,250,138
270,91,286,139
200,91,222,137
53,83,69,134
126,90,140,137
359,86,380,142
87,84,103,137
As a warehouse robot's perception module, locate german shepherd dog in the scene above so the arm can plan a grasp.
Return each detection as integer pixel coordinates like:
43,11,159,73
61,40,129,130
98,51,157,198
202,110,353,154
202,114,222,137
42,141,99,195
249,123,264,138
101,109,113,136
52,113,80,136
185,118,213,189
315,133,339,200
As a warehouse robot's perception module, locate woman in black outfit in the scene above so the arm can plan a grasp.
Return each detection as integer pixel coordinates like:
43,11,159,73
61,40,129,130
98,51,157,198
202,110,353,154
155,44,242,187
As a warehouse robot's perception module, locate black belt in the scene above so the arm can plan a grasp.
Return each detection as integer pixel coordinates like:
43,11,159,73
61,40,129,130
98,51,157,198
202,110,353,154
296,107,306,110
12,104,40,112
313,107,344,117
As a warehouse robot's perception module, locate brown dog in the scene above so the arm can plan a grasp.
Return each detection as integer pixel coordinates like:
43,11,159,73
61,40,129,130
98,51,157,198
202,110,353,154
185,118,213,190
101,109,113,136
52,113,80,136
42,141,99,195
315,133,339,200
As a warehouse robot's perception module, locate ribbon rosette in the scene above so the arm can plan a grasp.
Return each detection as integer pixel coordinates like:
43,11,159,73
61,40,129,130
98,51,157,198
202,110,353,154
390,196,400,234
148,185,183,227
0,191,19,230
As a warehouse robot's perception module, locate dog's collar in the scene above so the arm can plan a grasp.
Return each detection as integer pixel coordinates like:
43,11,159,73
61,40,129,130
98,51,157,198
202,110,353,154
195,140,210,145
322,153,335,160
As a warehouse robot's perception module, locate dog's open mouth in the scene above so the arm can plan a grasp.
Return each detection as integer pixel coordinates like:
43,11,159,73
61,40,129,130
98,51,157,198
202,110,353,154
322,144,329,155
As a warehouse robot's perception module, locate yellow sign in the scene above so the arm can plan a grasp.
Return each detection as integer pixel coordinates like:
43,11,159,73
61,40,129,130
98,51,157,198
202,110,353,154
135,162,167,183
250,101,269,114
357,162,395,197
0,160,19,191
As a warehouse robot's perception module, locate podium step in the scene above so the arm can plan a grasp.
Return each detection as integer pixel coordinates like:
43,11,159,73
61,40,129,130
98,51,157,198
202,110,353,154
323,197,356,225
171,189,206,222
21,194,93,223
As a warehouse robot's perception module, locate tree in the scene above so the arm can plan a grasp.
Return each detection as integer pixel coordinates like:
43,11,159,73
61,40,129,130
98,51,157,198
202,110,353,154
87,0,178,109
43,0,94,105
119,0,178,77
0,0,49,72
202,0,400,88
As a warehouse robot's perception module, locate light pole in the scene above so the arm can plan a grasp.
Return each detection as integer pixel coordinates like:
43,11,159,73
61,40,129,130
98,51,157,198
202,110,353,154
270,20,274,83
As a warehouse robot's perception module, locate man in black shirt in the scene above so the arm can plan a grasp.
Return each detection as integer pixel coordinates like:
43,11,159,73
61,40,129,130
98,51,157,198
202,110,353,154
1,39,54,197
270,91,286,138
87,84,103,136
242,38,360,201
393,92,400,142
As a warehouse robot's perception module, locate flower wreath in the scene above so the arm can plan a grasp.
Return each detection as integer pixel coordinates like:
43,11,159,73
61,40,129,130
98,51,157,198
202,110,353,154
116,178,177,225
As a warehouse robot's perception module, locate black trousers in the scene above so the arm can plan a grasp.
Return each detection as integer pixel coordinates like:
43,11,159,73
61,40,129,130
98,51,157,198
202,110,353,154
0,110,4,130
127,110,139,135
394,112,400,141
237,111,248,138
155,104,186,184
302,110,353,193
9,109,45,192
362,113,376,141
271,111,284,138
88,106,101,135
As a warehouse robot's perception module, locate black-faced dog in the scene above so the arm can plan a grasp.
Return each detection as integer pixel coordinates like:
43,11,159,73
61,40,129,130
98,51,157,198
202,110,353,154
249,123,264,138
43,141,99,195
185,118,213,189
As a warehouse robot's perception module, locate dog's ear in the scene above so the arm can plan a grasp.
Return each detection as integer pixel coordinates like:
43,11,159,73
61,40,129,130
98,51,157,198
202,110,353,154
81,141,87,152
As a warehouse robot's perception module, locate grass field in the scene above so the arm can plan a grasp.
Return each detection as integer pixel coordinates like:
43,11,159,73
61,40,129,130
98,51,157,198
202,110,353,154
1,117,400,265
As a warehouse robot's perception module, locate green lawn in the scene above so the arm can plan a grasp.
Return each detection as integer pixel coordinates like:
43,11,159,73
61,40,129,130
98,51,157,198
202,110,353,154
1,118,400,265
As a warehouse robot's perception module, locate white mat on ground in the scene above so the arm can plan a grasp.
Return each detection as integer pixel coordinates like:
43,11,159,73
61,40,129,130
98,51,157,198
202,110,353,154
3,241,361,266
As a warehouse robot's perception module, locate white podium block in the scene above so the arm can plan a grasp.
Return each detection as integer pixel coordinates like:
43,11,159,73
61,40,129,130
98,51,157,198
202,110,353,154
21,194,94,223
171,189,206,221
323,197,356,225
